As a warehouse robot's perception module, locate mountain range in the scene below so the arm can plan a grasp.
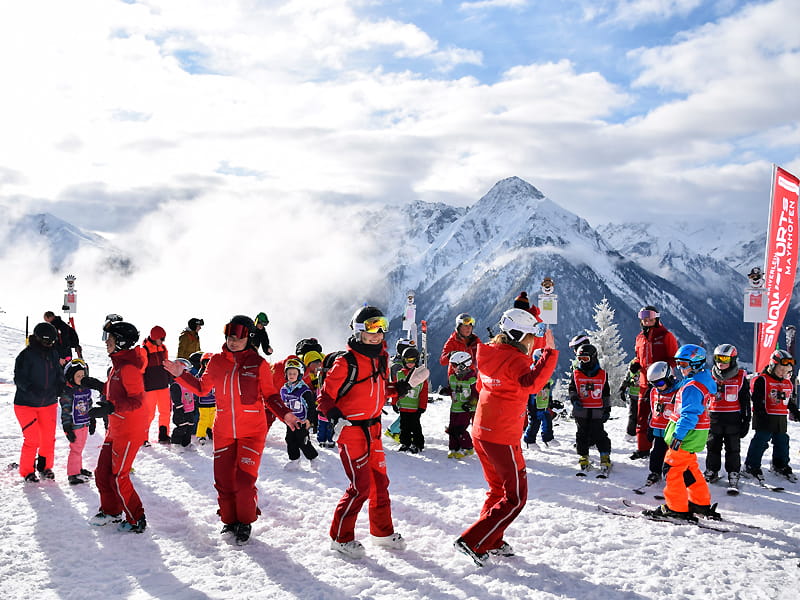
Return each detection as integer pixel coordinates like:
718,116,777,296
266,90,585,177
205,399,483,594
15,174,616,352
2,177,790,387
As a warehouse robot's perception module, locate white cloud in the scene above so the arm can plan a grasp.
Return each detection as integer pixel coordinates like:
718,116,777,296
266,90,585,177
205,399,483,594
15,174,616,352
0,0,796,237
459,0,529,11
613,0,704,25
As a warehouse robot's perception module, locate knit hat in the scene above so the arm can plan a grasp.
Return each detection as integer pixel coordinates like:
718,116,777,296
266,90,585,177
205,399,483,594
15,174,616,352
513,292,530,310
303,350,324,366
150,325,166,340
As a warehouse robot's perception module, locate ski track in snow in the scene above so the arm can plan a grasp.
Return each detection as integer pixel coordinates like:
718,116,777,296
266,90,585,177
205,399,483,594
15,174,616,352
1,325,800,599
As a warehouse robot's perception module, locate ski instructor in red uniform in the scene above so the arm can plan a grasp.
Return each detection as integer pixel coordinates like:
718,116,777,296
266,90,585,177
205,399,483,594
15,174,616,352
318,306,426,559
631,305,679,460
163,315,299,545
455,308,558,567
89,321,149,533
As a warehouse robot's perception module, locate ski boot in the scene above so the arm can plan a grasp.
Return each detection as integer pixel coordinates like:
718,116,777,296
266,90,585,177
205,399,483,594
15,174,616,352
629,450,650,460
597,453,612,478
158,426,171,444
689,501,722,521
577,455,592,476
642,504,697,522
770,464,798,483
703,469,720,483
645,471,661,485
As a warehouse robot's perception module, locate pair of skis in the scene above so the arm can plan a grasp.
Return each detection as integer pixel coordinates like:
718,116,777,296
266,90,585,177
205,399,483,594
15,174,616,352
598,500,761,533
576,463,611,479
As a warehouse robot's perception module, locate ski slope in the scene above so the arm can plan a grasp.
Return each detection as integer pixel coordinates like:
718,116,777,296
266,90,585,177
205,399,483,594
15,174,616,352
1,324,799,600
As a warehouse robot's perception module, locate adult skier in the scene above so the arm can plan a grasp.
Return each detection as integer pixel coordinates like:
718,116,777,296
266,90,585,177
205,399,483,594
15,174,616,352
13,322,64,481
164,315,300,545
631,306,679,460
90,321,150,533
440,313,480,376
455,308,557,567
318,306,418,559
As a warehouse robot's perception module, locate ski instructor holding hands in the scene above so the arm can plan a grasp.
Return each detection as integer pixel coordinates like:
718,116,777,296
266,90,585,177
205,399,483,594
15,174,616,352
455,308,558,567
163,315,299,545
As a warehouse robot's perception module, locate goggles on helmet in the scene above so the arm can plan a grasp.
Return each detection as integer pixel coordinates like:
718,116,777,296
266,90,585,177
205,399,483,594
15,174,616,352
774,356,796,367
456,315,475,326
64,358,88,376
638,310,659,320
577,355,591,363
675,359,691,368
354,315,389,334
224,323,251,339
651,378,668,387
713,354,733,364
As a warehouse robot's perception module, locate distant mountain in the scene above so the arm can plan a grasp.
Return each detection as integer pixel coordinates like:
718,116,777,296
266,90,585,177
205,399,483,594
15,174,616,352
380,177,790,386
0,211,132,274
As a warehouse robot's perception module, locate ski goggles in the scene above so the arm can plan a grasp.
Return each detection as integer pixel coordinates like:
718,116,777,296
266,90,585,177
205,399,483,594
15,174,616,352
64,358,89,376
577,355,592,363
638,310,659,320
713,354,733,364
456,315,475,326
773,356,796,366
355,316,389,334
650,378,668,388
674,359,693,368
223,323,251,339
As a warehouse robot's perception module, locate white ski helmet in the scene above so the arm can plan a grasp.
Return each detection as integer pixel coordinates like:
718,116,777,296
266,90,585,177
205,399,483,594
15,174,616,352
449,351,473,370
646,361,674,387
498,308,541,342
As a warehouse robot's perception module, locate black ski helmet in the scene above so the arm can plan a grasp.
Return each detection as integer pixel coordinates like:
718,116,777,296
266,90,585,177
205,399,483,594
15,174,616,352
350,306,386,330
188,317,204,331
225,315,255,340
64,358,89,384
32,322,58,347
188,351,203,371
402,347,420,363
106,321,140,352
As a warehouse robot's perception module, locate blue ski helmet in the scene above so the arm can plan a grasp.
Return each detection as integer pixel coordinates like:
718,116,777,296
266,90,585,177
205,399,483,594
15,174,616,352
674,344,706,370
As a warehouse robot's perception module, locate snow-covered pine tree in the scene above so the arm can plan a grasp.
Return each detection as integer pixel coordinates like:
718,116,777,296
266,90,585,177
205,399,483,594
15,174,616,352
585,297,628,407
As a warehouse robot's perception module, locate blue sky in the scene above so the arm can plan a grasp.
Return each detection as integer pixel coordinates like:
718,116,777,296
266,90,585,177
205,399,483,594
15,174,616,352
0,0,797,234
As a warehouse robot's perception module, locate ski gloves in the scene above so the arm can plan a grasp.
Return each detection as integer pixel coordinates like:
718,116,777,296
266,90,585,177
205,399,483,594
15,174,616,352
89,401,114,419
64,426,76,443
669,437,683,451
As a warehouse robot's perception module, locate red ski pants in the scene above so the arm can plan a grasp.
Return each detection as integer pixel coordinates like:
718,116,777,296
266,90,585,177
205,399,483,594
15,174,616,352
213,434,266,525
14,404,57,477
330,422,394,543
460,438,527,554
95,408,149,524
636,391,653,452
144,388,171,434
663,447,711,512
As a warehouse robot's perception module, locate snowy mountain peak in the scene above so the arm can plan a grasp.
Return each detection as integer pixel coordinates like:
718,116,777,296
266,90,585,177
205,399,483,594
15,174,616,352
480,176,546,204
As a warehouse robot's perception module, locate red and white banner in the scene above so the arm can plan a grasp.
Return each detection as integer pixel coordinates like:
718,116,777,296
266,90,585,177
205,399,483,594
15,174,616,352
755,165,800,372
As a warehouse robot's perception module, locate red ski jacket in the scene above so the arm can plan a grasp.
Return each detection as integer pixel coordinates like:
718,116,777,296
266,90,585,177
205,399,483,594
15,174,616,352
106,348,146,413
177,345,290,439
318,340,401,421
473,343,558,445
439,331,481,376
634,324,678,388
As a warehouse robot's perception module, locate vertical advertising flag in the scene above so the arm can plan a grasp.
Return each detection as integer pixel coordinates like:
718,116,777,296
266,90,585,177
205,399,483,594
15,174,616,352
755,166,800,372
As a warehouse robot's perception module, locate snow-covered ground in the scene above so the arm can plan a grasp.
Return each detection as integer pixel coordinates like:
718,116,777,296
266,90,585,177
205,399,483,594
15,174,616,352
1,323,799,600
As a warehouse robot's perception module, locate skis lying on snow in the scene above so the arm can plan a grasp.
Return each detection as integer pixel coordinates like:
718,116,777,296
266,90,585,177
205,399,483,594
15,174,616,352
596,500,761,533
